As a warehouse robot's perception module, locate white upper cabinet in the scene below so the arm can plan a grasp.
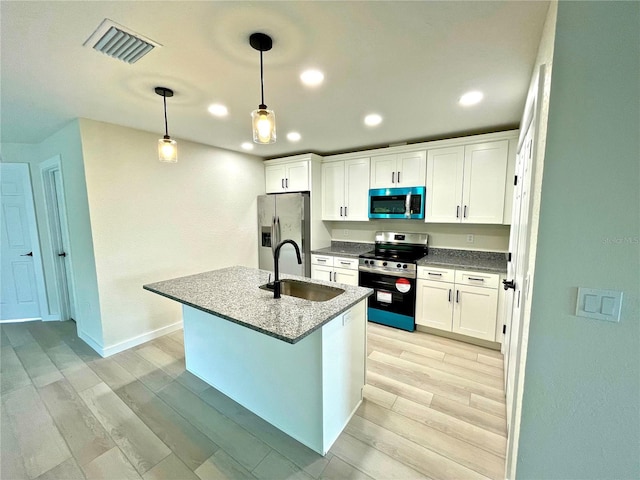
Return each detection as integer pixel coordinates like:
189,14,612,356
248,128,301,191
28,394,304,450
370,150,426,189
322,158,369,221
265,160,310,193
426,140,509,224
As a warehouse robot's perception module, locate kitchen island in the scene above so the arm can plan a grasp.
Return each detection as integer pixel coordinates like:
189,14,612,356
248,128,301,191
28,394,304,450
143,266,372,455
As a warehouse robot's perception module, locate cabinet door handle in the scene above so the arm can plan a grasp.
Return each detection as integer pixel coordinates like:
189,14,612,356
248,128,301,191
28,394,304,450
392,171,395,184
333,272,337,282
281,178,285,189
397,171,401,183
468,277,484,282
329,271,333,281
286,178,289,188
344,206,348,217
464,205,468,218
456,206,460,218
456,290,460,303
340,206,343,216
428,272,442,276
448,289,452,302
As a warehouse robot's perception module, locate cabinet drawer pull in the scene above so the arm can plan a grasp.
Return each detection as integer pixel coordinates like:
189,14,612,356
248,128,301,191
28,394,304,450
340,261,350,265
428,272,442,276
317,258,327,263
468,277,485,282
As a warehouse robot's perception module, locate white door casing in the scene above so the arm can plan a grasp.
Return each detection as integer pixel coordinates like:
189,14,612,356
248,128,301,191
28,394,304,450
0,163,48,321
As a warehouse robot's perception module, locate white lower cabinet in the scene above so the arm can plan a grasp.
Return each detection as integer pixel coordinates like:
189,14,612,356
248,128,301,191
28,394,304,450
311,254,359,286
416,266,499,342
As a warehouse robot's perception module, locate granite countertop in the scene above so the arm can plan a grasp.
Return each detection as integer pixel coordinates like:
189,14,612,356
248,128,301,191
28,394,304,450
143,266,373,344
417,248,508,273
311,241,374,258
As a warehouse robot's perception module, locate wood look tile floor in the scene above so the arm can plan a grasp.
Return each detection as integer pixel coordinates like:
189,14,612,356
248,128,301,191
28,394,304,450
0,320,506,480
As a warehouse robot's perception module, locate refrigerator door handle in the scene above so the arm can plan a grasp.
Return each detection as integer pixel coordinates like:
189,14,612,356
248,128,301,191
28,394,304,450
271,216,277,256
276,216,282,247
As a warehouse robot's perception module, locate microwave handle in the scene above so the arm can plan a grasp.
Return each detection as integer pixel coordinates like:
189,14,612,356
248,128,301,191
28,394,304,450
405,193,411,218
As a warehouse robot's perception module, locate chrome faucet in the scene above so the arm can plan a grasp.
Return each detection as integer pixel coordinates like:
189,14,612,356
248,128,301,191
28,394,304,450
273,239,302,299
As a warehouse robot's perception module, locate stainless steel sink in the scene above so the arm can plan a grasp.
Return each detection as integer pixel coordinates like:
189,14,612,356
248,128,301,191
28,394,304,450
260,279,344,302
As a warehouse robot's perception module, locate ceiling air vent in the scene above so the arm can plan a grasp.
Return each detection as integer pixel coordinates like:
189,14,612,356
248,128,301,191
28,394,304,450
83,18,161,64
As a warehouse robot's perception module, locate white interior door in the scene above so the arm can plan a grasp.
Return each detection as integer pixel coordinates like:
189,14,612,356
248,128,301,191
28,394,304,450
41,156,76,321
504,123,535,434
1,163,46,321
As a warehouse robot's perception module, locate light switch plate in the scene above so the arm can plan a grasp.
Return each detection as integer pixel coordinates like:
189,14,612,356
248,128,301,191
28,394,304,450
576,287,623,322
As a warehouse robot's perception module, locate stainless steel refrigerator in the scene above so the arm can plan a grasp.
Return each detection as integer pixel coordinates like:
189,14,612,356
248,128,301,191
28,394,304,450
258,192,311,277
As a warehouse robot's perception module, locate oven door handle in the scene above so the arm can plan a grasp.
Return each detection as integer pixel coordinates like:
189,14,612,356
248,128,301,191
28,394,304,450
358,267,416,279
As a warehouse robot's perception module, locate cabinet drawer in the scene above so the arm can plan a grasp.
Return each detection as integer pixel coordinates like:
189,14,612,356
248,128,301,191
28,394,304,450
455,270,499,289
311,254,333,266
333,256,358,270
417,266,455,283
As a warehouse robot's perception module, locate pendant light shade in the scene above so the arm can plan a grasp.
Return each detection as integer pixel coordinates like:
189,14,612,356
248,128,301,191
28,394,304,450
250,33,276,144
155,86,178,162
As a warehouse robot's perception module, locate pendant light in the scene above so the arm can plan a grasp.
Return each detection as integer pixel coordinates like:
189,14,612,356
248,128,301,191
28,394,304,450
155,86,178,162
250,33,276,144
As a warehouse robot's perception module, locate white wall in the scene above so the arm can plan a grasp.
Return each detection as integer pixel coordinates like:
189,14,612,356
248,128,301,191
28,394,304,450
328,220,510,252
77,119,265,352
516,2,640,478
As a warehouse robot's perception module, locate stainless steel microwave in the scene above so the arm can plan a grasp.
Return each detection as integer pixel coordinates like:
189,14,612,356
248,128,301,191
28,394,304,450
368,186,426,219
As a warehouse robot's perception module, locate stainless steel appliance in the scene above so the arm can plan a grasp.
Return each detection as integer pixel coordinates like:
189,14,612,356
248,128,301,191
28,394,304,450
258,192,311,277
358,231,428,331
368,186,426,219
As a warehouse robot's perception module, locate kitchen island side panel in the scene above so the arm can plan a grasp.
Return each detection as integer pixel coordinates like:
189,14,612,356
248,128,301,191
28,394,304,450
182,304,324,453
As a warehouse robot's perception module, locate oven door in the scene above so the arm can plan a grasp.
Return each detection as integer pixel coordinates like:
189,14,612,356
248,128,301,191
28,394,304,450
359,269,416,331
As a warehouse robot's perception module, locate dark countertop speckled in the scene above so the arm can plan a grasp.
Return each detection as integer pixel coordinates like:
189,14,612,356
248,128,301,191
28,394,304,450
312,242,506,273
311,241,374,258
418,248,508,273
143,266,373,344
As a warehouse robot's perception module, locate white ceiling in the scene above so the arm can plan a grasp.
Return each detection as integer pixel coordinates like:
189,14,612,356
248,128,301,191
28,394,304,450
1,1,549,158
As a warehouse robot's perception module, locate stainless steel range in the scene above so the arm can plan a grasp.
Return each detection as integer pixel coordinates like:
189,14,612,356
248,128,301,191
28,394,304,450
358,231,428,331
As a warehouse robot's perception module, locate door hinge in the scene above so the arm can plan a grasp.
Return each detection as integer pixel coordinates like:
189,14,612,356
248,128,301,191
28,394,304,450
514,175,518,186
503,324,507,334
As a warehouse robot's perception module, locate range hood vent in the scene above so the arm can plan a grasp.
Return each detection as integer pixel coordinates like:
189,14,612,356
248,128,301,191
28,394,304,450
84,19,161,64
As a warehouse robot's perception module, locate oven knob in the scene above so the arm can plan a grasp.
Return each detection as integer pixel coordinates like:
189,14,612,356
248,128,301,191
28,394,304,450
382,262,388,267
396,263,401,268
403,264,408,269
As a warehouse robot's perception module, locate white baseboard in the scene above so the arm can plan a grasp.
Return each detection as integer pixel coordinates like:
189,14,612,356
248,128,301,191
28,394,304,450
82,321,184,358
0,317,40,324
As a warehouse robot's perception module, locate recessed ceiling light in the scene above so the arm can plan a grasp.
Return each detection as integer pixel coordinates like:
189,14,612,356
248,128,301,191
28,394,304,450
287,132,301,142
364,114,383,127
300,69,324,87
241,142,254,151
459,91,484,106
208,103,229,117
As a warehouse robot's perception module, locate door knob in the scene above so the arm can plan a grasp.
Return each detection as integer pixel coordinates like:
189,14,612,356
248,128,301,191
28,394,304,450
502,279,516,291
20,252,33,257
